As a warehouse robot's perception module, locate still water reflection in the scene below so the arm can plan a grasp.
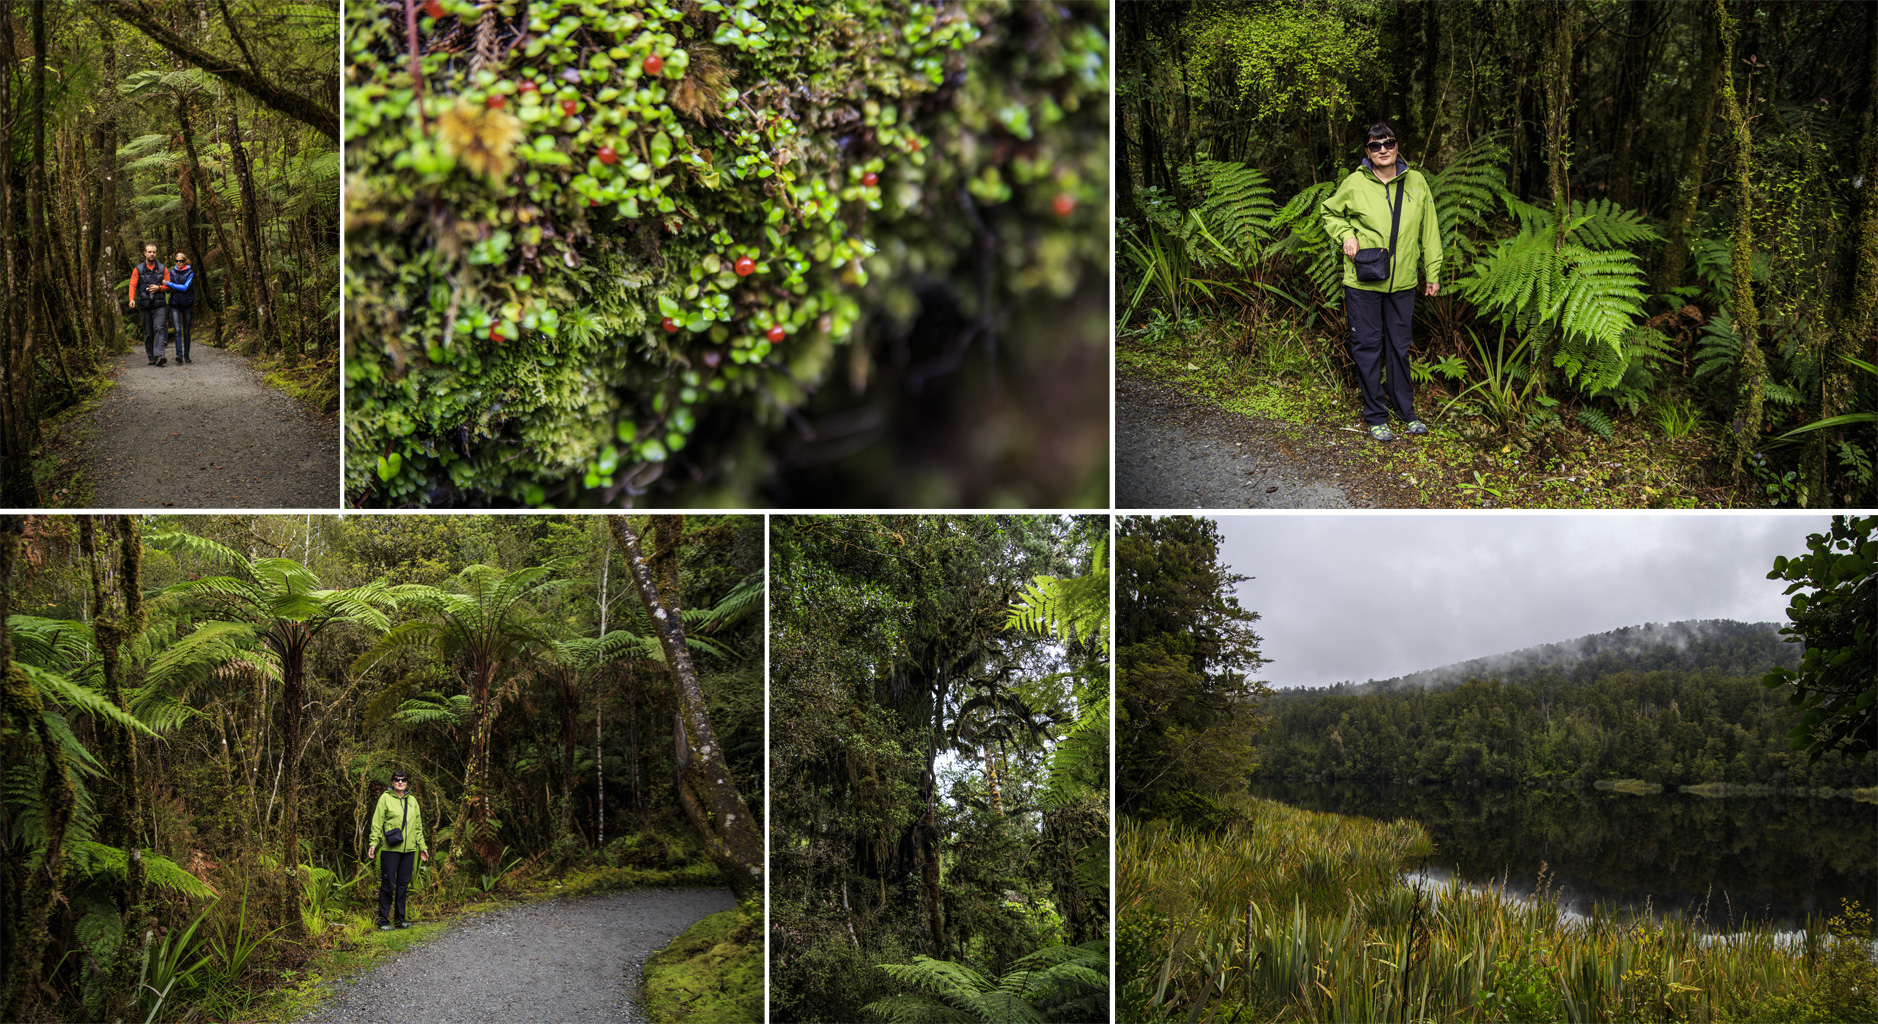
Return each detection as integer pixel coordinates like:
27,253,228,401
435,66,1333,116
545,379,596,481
1248,782,1878,931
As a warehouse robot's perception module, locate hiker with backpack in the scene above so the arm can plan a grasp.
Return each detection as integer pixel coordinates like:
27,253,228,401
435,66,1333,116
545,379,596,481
1320,122,1444,442
128,243,170,366
365,769,431,930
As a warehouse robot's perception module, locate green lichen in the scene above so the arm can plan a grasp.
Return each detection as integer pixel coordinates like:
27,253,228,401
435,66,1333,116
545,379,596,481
639,903,761,1023
344,0,1107,506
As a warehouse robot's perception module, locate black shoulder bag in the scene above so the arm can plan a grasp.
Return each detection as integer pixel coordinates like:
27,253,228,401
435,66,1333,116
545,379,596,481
1352,174,1406,284
384,795,408,848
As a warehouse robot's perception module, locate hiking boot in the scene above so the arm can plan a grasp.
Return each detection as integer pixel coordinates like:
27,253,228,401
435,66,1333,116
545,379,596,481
377,923,392,931
396,921,413,929
182,355,191,363
1369,424,1396,442
157,356,167,366
1405,420,1430,436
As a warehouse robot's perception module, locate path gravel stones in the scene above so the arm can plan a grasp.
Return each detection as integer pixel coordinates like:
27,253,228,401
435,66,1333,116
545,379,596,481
89,343,338,508
294,888,735,1024
1117,376,1365,508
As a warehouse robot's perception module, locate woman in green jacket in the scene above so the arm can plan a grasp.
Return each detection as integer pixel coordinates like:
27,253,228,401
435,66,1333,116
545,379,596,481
1319,122,1444,441
365,770,430,930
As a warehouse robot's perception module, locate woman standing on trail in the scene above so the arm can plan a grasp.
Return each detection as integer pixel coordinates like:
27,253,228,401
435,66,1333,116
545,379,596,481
1319,122,1443,442
161,252,196,364
366,770,430,931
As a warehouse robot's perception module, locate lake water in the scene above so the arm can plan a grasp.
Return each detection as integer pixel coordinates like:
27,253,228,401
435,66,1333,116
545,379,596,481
1248,782,1878,932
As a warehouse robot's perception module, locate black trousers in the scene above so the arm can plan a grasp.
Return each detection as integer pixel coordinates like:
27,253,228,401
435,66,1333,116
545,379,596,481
1345,285,1418,426
377,850,414,924
139,307,166,360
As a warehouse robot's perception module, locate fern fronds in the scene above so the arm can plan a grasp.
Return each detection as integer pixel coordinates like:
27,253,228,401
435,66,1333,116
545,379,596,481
1763,379,1804,406
1428,131,1512,246
1573,406,1616,439
1693,311,1743,380
1563,197,1663,250
1178,160,1276,266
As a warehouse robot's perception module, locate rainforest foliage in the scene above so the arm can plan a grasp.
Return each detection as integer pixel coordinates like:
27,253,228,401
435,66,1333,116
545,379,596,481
769,514,1109,1024
0,513,759,1024
1118,0,1878,507
1116,514,1271,816
0,1,341,506
344,0,1108,508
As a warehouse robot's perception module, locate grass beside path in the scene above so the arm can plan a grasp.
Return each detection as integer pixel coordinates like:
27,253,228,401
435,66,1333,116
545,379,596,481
1118,319,1748,509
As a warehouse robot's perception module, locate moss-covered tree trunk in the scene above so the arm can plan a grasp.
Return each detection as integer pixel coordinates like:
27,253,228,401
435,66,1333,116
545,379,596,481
609,517,761,901
1716,0,1767,484
227,104,277,358
1656,4,1724,299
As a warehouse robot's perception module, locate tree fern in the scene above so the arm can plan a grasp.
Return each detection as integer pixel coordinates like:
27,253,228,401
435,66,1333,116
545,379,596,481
1269,180,1341,303
1427,131,1513,269
1177,160,1276,265
864,941,1108,1024
1004,538,1108,656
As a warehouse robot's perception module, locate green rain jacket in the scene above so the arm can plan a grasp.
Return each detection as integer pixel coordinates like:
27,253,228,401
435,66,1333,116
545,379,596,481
1319,158,1443,293
368,790,428,854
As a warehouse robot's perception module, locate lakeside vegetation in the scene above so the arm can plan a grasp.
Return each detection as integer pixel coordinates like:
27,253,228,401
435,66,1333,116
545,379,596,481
1120,796,1878,1024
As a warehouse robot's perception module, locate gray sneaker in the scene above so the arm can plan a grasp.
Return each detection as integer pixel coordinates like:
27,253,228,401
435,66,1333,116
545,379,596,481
1369,424,1396,442
1405,420,1429,436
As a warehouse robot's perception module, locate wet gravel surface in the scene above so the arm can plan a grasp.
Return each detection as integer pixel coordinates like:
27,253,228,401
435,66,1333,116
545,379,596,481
90,342,338,508
294,888,735,1024
1117,376,1369,508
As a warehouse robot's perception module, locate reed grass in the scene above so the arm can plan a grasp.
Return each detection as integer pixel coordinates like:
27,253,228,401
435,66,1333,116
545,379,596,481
1119,796,1868,1023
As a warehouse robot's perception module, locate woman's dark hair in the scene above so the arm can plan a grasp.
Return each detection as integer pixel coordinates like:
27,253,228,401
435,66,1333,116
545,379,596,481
1365,122,1398,144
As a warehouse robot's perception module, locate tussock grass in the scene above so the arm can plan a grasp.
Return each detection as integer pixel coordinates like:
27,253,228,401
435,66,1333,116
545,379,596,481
1119,796,1869,1023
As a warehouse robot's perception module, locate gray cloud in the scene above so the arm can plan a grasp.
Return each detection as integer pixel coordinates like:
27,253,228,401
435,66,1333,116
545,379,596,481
1208,513,1834,689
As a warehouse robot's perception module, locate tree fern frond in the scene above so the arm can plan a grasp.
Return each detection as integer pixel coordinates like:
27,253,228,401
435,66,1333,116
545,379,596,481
1178,160,1275,267
1694,311,1743,380
1763,379,1805,406
5,614,94,670
14,663,159,740
69,842,216,899
1563,197,1663,249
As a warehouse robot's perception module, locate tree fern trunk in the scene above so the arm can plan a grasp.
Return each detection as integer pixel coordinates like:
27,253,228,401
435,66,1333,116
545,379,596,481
1716,0,1767,484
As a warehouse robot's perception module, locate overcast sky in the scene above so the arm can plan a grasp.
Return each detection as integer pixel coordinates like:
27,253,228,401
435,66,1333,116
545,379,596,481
1208,513,1834,689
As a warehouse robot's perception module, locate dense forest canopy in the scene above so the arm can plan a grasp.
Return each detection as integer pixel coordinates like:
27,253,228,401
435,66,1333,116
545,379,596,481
769,514,1108,1024
1290,618,1799,696
0,513,759,1023
345,0,1108,508
1,0,341,506
1118,0,1878,506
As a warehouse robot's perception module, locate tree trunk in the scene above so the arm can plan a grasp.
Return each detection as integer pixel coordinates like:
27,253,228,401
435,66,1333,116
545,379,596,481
609,517,761,901
227,102,275,356
1608,1,1659,208
1716,0,1766,484
1542,0,1576,219
1657,5,1724,297
1815,2,1878,503
277,630,308,937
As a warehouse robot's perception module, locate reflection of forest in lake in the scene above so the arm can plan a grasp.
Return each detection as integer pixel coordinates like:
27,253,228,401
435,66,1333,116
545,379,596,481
1249,782,1878,931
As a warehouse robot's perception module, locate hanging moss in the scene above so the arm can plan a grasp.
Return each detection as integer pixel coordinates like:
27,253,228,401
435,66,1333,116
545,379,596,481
344,0,1107,506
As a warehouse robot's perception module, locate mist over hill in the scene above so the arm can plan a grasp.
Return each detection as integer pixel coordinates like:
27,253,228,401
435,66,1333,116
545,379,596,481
1282,619,1798,698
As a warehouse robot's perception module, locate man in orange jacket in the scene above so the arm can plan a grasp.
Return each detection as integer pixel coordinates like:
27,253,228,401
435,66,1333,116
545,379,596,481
128,243,170,366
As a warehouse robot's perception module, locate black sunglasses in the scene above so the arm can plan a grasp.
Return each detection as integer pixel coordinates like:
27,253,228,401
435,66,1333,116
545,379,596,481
1366,138,1398,152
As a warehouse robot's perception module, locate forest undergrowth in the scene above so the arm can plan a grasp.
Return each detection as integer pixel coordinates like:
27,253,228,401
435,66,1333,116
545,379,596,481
1119,795,1878,1024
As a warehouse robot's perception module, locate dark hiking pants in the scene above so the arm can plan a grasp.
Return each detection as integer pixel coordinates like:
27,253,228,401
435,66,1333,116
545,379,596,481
1345,286,1418,426
140,307,166,360
377,850,415,925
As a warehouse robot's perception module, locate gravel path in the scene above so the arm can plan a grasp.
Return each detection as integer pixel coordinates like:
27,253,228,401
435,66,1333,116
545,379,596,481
1117,376,1367,508
294,888,735,1024
89,342,338,508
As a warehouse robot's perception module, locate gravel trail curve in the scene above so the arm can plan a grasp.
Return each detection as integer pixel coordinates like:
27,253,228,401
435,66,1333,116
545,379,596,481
89,342,338,508
293,888,735,1024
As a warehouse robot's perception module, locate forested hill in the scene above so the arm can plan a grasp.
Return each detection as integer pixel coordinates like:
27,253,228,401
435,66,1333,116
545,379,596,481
1285,620,1796,698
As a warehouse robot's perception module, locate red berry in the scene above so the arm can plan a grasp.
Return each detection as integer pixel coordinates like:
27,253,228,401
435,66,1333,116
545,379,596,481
908,137,922,153
643,54,664,76
766,324,786,343
561,99,578,116
587,198,598,207
1052,192,1076,217
597,145,618,165
734,256,755,277
422,0,444,18
488,324,502,342
662,317,680,334
486,93,507,109
518,80,539,94
862,172,878,187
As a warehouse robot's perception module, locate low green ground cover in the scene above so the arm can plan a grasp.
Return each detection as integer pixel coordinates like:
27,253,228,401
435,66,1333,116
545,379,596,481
1119,794,1877,1023
640,900,762,1024
1119,316,1732,509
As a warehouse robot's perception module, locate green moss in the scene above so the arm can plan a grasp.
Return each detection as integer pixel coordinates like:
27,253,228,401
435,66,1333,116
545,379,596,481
1593,778,1663,795
344,0,1106,506
640,903,761,1024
